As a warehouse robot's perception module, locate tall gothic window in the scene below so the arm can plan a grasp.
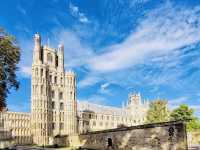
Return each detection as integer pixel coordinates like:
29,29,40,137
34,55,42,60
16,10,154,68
41,68,43,77
51,91,55,98
59,92,63,100
52,101,55,109
55,55,58,67
60,77,63,84
60,102,64,110
49,75,52,83
52,122,55,129
35,68,38,76
54,76,57,84
41,85,43,94
60,123,64,130
89,114,92,119
47,53,52,62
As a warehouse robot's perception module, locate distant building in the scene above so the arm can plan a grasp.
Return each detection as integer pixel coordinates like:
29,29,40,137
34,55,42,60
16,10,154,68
0,34,149,146
0,110,13,148
78,93,149,133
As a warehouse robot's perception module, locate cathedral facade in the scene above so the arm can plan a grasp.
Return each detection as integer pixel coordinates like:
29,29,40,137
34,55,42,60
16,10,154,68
0,34,149,147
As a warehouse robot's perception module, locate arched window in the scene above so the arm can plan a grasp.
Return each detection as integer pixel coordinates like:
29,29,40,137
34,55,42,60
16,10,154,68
35,68,38,76
47,53,52,62
54,76,57,84
41,68,43,77
60,77,63,84
52,101,55,109
60,102,64,110
49,75,52,83
41,85,43,94
52,123,55,129
59,92,63,100
60,123,64,130
51,91,55,98
89,114,92,119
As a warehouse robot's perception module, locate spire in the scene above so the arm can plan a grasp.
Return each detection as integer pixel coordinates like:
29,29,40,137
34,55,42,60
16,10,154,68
34,33,41,50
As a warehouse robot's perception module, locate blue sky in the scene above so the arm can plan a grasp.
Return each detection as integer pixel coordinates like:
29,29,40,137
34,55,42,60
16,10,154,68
1,0,200,117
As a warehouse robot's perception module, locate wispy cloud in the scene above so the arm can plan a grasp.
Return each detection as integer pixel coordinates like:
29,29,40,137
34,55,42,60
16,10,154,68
168,96,200,117
8,101,30,112
130,0,151,6
78,75,100,88
16,5,26,15
18,38,33,77
168,96,188,110
99,83,112,95
20,66,32,77
79,94,107,105
88,3,200,73
69,3,90,23
51,29,94,69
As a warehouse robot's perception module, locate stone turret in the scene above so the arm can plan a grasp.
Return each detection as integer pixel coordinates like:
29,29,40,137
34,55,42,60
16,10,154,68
31,34,53,146
58,44,64,72
65,71,78,135
33,33,41,64
127,92,141,107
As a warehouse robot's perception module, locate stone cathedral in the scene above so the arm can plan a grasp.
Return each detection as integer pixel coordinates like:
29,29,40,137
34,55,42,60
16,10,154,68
0,34,149,147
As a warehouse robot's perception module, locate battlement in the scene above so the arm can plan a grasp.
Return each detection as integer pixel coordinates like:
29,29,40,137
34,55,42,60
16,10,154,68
66,70,76,76
43,45,57,52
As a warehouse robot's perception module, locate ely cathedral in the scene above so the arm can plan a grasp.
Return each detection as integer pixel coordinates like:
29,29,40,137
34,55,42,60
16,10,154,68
0,34,149,147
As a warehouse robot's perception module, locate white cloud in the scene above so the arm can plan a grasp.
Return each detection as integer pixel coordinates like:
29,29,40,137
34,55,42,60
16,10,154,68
168,96,200,118
168,96,188,110
69,3,89,23
101,83,110,90
17,5,26,15
99,83,112,95
88,4,200,73
130,0,151,6
78,75,100,88
20,66,32,77
8,101,30,112
190,105,200,117
79,94,107,105
15,37,33,78
53,29,94,69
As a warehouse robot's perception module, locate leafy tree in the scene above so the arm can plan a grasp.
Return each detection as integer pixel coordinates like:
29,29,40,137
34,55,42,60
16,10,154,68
187,119,200,131
170,104,194,121
170,104,200,131
146,99,170,123
0,28,20,111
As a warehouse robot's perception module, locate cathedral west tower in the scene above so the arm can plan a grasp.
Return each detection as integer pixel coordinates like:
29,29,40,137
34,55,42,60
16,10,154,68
31,34,78,146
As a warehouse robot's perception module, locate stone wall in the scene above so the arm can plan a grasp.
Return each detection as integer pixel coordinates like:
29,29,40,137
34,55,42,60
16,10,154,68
69,121,188,150
188,131,200,145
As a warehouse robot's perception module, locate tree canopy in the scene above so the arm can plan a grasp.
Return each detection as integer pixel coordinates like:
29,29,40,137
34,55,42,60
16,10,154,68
170,104,200,131
0,28,20,111
170,104,194,121
146,99,170,124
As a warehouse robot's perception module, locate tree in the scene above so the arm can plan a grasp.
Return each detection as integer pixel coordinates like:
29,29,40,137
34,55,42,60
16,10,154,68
146,99,170,123
0,28,20,111
170,104,194,121
170,104,200,131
